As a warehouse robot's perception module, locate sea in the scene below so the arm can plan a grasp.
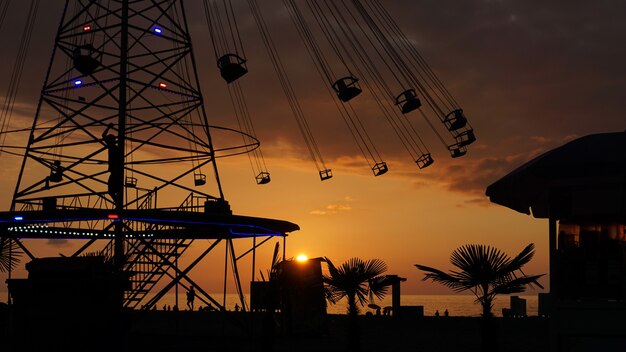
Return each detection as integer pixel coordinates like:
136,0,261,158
157,293,538,317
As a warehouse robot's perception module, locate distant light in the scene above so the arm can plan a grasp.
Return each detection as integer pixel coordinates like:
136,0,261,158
14,216,24,221
158,82,167,88
74,80,83,86
108,214,119,219
296,254,308,262
83,25,91,31
153,27,163,34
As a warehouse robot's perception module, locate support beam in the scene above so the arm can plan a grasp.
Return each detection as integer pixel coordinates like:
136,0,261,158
237,236,272,261
549,217,557,298
114,0,129,273
70,238,98,257
228,238,247,311
14,239,35,260
142,239,222,308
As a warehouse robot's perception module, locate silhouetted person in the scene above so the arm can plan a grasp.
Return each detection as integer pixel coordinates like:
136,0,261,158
435,310,440,317
186,286,195,310
376,307,381,316
167,305,171,311
444,309,449,317
102,124,122,201
235,303,240,312
49,160,63,182
44,160,63,189
173,305,179,312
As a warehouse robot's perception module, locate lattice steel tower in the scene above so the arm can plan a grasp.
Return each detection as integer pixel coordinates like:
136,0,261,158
1,0,297,309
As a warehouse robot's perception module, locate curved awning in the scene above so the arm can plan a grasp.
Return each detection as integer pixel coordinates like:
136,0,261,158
486,132,626,221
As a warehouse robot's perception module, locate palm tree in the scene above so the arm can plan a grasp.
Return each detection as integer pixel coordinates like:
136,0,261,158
415,243,543,317
415,243,544,352
323,257,389,351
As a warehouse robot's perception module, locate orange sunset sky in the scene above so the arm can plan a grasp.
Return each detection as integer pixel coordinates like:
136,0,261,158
1,1,625,297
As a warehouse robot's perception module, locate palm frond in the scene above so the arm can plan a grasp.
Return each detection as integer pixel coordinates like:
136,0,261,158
324,285,347,304
368,276,391,301
497,243,536,277
450,244,511,284
323,257,356,303
363,258,387,278
355,285,370,306
323,257,340,279
415,264,466,292
493,274,545,295
0,237,22,273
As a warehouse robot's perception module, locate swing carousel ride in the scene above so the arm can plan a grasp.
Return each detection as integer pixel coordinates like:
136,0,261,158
0,0,476,311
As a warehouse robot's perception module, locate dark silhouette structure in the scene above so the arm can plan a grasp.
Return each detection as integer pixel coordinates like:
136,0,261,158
7,256,128,351
385,274,406,316
278,258,327,335
486,132,626,351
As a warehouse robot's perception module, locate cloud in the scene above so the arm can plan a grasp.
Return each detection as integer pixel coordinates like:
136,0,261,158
411,180,431,190
310,199,354,216
458,197,492,208
375,149,546,207
529,136,551,144
435,153,536,196
326,204,352,211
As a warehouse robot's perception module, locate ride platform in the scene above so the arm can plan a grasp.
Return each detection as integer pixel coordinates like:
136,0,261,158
0,209,299,240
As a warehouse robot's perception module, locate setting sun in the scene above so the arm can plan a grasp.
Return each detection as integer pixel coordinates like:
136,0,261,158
296,254,308,262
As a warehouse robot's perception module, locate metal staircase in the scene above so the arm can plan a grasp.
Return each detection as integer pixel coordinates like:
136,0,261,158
99,191,201,309
122,238,192,309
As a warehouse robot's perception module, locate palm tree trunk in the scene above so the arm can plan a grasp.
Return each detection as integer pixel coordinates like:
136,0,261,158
482,300,492,318
481,294,497,352
347,293,359,352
